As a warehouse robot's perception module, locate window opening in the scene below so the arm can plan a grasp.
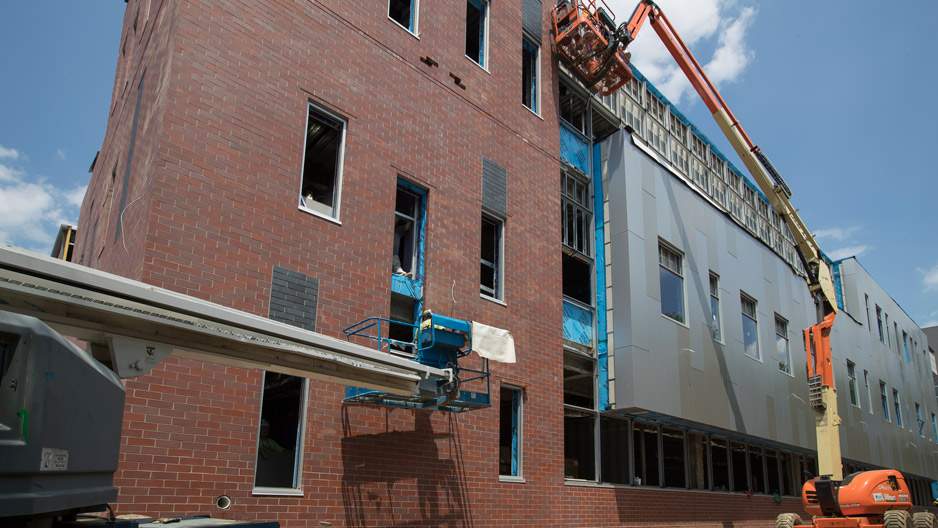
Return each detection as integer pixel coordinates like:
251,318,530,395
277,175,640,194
687,433,710,490
903,331,910,362
562,170,592,256
846,360,858,407
632,422,659,486
711,438,729,491
499,387,523,477
932,413,937,441
776,315,790,374
480,213,503,299
255,372,306,490
864,294,871,330
709,273,722,341
564,351,596,480
659,243,684,323
388,293,418,356
465,0,487,67
662,427,686,489
875,305,884,342
864,370,873,414
559,83,587,136
300,104,346,218
749,447,765,494
915,403,923,437
779,452,795,496
389,0,417,32
393,183,423,278
892,389,902,427
741,294,759,360
522,38,539,112
563,253,592,305
731,442,748,492
600,417,630,484
880,381,889,421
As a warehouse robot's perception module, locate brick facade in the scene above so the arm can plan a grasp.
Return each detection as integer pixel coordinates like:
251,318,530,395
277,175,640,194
75,0,928,527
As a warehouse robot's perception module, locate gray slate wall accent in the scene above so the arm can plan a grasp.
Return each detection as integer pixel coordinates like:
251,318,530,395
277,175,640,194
482,157,507,217
522,0,542,43
269,266,318,332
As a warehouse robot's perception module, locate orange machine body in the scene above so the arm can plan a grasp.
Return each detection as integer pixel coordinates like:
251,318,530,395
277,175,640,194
803,470,912,518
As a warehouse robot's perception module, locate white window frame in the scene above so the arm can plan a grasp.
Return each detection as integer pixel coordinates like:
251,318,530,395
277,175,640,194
480,212,504,301
893,389,902,428
709,272,723,342
521,37,540,114
253,372,309,496
499,385,524,481
298,102,347,223
846,360,859,407
465,0,489,69
658,242,685,325
864,370,873,414
740,293,760,361
880,381,889,422
388,0,420,35
776,315,791,375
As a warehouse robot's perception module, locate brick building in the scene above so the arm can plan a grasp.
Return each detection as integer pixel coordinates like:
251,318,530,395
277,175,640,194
76,0,937,526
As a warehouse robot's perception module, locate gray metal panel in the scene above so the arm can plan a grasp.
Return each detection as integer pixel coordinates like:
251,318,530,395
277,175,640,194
270,266,318,332
522,0,542,44
481,157,507,217
603,133,938,479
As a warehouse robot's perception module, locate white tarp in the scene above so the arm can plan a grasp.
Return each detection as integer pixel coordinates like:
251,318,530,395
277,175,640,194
471,321,516,363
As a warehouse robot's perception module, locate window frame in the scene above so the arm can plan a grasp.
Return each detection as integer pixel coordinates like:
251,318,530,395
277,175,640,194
846,360,859,407
775,315,791,375
864,370,873,414
480,212,504,301
709,272,722,342
298,102,347,222
499,385,525,480
392,180,426,279
658,242,685,325
253,372,309,496
741,293,761,361
875,305,884,342
465,0,489,69
880,381,889,422
521,37,540,114
388,0,419,34
892,389,902,427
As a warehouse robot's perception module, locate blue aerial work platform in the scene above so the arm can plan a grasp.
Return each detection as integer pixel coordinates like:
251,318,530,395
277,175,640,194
343,312,491,412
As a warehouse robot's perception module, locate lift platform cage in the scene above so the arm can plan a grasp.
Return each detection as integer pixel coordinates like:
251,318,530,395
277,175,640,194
552,0,633,95
342,312,491,412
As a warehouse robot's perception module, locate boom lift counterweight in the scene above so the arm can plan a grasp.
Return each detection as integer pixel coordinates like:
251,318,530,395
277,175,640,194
552,2,930,527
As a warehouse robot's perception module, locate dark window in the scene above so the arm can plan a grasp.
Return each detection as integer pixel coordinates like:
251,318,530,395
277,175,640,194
731,442,748,492
499,387,522,477
562,253,591,305
522,38,538,112
893,389,902,427
393,182,424,278
659,244,684,323
875,305,884,342
480,213,502,299
389,0,416,31
255,372,305,489
600,417,630,484
559,83,587,135
687,433,710,490
749,447,765,494
465,0,487,66
300,105,346,218
880,381,889,421
662,427,686,488
632,422,659,486
765,450,781,495
564,351,595,481
846,360,858,406
561,170,591,256
741,294,759,359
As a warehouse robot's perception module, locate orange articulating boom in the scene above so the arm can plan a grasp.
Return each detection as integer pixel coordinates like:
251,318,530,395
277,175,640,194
551,2,928,527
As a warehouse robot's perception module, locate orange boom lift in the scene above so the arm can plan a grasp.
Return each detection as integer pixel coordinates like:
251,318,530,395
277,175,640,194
552,2,931,527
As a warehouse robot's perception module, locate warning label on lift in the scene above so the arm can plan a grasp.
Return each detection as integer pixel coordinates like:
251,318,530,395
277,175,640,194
40,448,68,471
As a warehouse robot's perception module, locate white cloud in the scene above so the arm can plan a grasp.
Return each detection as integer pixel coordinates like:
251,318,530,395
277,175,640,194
0,145,19,160
606,0,758,104
813,226,860,241
0,158,84,253
919,263,938,292
826,245,870,261
56,149,67,161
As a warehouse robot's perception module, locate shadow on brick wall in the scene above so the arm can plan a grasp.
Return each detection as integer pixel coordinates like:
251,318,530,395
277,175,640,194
340,409,474,528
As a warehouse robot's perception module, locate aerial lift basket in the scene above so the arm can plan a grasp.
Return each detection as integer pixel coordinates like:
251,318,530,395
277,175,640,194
552,0,633,95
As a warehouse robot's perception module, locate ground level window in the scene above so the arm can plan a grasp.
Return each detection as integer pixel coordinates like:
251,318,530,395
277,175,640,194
564,351,596,480
300,104,346,218
687,433,710,490
711,438,729,491
255,372,307,490
632,422,660,487
499,386,523,477
731,442,748,492
661,427,686,488
600,417,630,484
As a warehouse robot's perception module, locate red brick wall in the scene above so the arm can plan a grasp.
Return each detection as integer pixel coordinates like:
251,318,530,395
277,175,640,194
76,0,840,527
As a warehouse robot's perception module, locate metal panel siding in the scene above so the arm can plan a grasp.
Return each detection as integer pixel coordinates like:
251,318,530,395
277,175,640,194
522,0,542,43
481,157,507,217
269,266,318,332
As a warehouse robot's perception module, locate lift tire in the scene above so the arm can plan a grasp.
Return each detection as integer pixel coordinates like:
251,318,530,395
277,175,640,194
913,512,936,528
776,513,803,528
885,510,911,528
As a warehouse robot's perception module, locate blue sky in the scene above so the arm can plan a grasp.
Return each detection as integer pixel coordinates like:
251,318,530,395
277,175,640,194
1,1,936,328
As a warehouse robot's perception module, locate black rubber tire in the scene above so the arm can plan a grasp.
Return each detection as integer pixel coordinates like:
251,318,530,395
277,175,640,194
776,513,803,528
913,512,936,528
885,510,911,528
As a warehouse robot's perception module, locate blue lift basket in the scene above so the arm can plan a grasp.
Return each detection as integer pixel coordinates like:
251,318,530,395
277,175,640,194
342,311,491,412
